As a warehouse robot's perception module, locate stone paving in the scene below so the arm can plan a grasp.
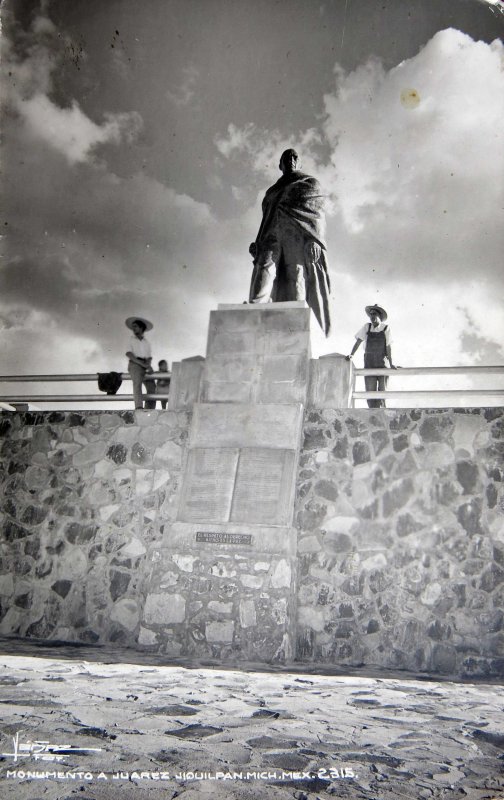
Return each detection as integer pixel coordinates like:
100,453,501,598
0,639,503,800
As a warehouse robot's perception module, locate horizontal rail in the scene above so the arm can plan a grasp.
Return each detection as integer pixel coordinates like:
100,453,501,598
0,394,168,403
353,390,504,399
0,373,170,382
0,366,503,382
4,391,501,402
0,374,114,382
350,365,504,405
355,366,504,376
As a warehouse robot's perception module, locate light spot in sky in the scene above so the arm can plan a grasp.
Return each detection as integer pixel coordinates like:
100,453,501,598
400,88,420,108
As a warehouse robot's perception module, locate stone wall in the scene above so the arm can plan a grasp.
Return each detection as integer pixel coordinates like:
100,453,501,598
295,408,503,678
0,410,189,647
0,407,502,677
139,523,297,662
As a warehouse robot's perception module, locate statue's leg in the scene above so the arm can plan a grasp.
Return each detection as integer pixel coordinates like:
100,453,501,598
277,217,306,301
283,241,306,301
249,240,279,303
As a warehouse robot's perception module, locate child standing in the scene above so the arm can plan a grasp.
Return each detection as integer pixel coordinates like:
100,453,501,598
156,359,171,409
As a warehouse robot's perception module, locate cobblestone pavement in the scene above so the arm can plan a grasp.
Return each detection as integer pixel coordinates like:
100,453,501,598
0,639,503,800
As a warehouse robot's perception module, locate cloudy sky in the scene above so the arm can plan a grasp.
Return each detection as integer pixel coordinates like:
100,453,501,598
1,0,503,406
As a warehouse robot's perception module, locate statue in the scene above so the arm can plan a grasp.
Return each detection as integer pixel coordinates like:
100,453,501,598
248,149,331,335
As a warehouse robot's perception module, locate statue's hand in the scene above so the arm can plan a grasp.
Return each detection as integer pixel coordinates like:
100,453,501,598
306,241,322,263
249,242,257,258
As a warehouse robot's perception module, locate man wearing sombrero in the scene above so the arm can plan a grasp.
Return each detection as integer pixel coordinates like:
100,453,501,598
346,304,396,408
125,317,156,410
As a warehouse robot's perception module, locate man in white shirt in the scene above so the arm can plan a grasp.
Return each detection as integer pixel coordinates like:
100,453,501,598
125,317,156,410
346,304,396,408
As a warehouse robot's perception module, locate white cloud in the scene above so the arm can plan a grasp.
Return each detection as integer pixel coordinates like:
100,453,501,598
0,307,101,375
19,94,143,164
215,122,323,177
2,5,143,165
166,64,199,107
2,6,79,100
215,122,256,158
0,7,222,372
320,29,504,248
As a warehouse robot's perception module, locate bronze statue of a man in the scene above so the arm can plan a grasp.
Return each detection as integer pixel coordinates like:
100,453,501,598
248,148,331,335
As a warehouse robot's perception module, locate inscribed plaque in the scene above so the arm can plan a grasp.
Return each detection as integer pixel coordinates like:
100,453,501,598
230,448,295,525
196,531,253,545
178,447,239,522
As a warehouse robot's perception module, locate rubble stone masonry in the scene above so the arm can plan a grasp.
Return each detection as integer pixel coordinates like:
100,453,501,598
0,406,502,678
295,408,503,678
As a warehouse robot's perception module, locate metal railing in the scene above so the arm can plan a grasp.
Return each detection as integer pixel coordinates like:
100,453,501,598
351,365,504,406
0,366,503,409
0,373,168,409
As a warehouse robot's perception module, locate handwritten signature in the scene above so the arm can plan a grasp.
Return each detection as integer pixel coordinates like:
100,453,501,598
1,732,102,762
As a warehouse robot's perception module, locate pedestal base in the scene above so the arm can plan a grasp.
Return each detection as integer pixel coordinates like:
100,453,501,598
140,522,297,662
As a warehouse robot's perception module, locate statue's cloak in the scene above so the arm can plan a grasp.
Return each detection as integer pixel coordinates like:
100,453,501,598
253,170,332,336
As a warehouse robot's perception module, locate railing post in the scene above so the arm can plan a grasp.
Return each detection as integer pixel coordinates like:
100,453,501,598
308,353,354,409
349,360,356,408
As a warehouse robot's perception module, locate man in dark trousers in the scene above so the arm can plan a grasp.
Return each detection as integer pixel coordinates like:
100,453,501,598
125,316,156,410
346,304,396,408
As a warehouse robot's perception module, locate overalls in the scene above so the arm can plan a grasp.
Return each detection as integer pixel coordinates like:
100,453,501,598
364,323,388,408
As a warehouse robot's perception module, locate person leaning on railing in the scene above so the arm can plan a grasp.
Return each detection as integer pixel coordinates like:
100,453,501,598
125,316,156,410
345,304,397,408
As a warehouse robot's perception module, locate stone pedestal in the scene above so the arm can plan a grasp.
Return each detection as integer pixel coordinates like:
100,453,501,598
200,302,312,404
141,303,312,661
141,522,297,661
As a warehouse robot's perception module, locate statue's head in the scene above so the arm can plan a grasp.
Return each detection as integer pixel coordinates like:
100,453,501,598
279,149,299,173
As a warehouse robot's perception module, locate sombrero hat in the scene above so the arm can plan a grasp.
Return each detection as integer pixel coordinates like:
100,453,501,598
365,304,387,321
125,316,153,331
